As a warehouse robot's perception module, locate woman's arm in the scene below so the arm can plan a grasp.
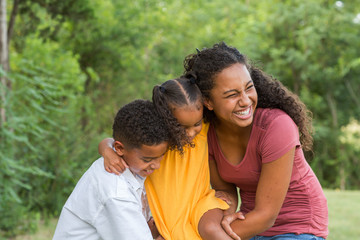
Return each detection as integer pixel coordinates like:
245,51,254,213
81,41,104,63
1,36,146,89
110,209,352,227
209,157,238,214
98,138,128,174
222,147,295,240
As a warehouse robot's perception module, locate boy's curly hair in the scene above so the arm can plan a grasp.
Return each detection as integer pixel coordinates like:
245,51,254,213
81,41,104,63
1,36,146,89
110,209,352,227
112,99,170,149
184,42,313,151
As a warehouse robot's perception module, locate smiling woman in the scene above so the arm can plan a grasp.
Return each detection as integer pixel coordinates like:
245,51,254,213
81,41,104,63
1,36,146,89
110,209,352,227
183,42,328,240
204,63,257,130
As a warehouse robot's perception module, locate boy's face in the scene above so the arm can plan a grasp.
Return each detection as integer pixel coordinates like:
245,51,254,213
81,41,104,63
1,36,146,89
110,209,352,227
115,141,168,177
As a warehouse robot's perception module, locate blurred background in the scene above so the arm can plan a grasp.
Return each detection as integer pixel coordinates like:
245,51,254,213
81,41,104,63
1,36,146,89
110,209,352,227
1,0,359,238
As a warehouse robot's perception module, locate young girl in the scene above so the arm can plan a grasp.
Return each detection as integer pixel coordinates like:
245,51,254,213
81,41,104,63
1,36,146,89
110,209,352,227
99,76,242,240
183,42,328,239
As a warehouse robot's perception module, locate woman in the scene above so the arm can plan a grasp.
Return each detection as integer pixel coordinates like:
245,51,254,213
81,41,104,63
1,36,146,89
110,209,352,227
183,42,328,240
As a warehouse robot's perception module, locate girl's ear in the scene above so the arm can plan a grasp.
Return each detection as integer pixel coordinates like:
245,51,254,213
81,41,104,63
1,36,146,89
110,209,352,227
203,98,214,111
113,141,125,156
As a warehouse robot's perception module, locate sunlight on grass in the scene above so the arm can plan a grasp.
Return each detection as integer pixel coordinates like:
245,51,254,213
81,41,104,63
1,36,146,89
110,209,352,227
10,219,57,240
325,189,360,240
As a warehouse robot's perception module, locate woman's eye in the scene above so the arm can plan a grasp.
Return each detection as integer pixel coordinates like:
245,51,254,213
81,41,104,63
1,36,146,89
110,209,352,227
246,85,254,91
226,94,237,98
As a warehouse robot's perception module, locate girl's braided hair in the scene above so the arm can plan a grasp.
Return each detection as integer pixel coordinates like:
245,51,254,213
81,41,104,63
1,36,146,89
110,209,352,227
152,75,202,153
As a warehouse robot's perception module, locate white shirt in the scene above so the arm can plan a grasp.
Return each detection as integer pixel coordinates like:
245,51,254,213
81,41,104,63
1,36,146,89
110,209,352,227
53,158,153,240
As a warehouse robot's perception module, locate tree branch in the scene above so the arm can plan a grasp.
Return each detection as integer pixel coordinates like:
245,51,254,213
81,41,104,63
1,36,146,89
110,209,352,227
7,0,19,45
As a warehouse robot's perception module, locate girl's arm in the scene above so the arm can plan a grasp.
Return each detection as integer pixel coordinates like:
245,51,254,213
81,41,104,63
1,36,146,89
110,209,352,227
98,138,128,175
222,147,295,240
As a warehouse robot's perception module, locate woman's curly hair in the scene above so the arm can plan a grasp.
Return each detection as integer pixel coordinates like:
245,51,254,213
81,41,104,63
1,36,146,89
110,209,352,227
184,42,313,151
152,75,203,153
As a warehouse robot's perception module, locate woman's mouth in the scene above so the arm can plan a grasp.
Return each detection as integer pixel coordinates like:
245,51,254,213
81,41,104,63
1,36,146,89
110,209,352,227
234,106,252,119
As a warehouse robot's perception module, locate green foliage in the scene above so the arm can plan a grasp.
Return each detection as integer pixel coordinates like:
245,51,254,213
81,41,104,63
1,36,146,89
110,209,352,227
2,0,360,236
0,36,95,237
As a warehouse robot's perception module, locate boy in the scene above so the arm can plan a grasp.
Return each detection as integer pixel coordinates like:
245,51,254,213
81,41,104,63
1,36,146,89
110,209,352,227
53,99,169,240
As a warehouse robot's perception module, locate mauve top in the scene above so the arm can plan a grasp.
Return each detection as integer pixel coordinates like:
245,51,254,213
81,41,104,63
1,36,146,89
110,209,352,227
208,108,328,238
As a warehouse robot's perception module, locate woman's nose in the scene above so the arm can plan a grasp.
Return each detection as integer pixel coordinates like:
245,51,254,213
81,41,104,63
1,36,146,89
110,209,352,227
238,92,251,106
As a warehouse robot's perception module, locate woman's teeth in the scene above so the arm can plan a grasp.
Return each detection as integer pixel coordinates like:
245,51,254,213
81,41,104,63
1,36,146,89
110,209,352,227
235,108,250,116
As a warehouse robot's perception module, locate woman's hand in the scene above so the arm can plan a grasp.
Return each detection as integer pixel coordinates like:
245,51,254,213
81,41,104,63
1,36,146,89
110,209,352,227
221,211,245,239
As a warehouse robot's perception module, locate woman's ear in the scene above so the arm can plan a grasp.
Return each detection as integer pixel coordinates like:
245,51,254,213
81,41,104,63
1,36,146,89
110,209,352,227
203,98,214,111
113,141,125,156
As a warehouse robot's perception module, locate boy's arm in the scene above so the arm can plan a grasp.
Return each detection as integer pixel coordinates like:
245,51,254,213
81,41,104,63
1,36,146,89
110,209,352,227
95,198,153,240
99,138,128,174
147,217,161,239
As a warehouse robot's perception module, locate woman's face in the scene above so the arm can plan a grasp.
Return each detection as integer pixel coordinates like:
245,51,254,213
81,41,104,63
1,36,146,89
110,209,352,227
204,63,258,129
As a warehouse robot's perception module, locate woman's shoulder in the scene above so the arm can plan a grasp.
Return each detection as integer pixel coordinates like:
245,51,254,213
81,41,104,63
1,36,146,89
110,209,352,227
254,108,292,130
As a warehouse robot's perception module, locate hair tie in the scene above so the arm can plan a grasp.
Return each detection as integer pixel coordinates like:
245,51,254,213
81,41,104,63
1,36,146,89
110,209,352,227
159,86,166,93
196,48,201,54
189,76,196,84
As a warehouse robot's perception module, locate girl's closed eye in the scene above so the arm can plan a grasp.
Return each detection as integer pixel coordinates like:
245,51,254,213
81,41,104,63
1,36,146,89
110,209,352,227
172,102,204,142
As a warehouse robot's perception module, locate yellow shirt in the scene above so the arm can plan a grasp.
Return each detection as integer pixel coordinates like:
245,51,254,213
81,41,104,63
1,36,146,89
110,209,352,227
145,123,228,239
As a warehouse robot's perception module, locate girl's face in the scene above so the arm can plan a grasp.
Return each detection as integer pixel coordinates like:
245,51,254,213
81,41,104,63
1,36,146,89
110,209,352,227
172,99,203,142
204,63,258,129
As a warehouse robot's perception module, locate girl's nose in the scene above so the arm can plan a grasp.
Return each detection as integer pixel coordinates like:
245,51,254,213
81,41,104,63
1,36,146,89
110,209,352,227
187,129,196,140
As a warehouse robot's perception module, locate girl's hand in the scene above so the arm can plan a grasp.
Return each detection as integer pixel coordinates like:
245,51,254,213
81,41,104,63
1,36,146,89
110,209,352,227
215,190,238,215
103,148,128,175
215,190,233,205
221,211,245,239
104,149,129,175
99,138,128,175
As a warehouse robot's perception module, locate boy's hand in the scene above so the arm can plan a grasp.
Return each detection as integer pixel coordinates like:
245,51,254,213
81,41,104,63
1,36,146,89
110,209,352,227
103,148,128,175
147,217,160,239
221,211,245,240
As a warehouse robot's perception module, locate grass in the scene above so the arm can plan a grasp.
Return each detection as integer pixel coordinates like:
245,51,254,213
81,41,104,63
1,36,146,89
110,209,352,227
325,189,360,239
8,219,57,240
9,189,360,240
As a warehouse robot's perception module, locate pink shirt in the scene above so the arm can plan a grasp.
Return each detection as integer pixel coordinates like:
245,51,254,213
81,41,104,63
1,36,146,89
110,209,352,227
208,108,328,238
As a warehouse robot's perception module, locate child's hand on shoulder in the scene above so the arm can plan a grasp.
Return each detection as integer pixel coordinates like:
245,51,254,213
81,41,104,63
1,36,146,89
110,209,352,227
103,147,128,175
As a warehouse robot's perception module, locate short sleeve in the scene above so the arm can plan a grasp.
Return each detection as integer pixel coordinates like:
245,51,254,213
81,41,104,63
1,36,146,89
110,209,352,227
259,114,300,163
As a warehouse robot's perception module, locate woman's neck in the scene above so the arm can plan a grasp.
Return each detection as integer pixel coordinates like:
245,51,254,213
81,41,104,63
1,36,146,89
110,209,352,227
214,118,252,139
